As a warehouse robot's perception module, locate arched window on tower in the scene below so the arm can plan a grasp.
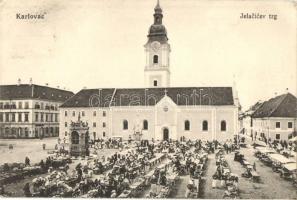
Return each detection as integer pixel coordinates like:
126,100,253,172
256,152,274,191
185,120,190,131
123,120,128,130
143,120,148,130
221,120,227,132
153,55,158,64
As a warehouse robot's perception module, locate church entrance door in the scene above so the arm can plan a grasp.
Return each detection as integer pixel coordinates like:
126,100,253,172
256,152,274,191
163,128,169,141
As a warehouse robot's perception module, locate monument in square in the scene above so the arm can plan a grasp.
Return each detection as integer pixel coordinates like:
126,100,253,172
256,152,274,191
69,114,90,157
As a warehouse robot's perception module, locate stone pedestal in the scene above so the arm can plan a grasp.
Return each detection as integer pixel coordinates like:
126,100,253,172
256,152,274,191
69,120,89,157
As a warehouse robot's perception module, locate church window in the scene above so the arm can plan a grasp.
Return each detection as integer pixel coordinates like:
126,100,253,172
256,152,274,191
221,120,226,131
93,111,96,116
82,111,85,117
143,120,148,130
65,111,67,117
72,111,75,117
185,120,190,131
103,132,106,137
71,131,79,144
123,120,128,130
103,111,106,117
202,120,208,131
93,122,96,127
103,122,106,127
153,55,158,64
153,80,158,87
65,122,67,127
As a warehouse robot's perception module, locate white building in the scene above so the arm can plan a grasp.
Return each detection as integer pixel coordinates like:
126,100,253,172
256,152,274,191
59,1,239,142
0,83,74,138
250,93,297,141
240,101,263,137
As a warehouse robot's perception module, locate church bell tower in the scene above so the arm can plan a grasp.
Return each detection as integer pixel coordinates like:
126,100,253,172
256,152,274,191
144,0,171,88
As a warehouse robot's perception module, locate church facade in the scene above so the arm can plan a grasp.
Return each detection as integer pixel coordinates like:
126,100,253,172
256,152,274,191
59,1,239,142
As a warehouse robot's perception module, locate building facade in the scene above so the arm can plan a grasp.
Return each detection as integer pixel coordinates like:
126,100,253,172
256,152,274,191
59,1,239,143
240,101,263,137
250,93,297,141
0,84,74,138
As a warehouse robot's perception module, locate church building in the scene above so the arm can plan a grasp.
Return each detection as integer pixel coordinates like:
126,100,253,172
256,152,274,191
59,1,239,142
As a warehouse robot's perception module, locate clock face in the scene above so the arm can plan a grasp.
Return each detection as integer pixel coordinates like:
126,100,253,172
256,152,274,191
151,41,161,52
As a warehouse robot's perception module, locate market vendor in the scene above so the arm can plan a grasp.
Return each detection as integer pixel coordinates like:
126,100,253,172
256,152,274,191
23,182,31,197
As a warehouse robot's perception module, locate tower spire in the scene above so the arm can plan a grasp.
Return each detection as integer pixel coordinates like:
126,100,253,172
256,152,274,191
155,0,161,11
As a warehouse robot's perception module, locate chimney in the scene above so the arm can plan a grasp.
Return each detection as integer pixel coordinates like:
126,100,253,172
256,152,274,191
274,92,278,96
286,88,289,93
29,78,33,85
45,83,49,86
57,86,60,89
17,78,21,85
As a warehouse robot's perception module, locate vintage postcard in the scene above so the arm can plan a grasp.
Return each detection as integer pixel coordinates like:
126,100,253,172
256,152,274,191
0,0,296,198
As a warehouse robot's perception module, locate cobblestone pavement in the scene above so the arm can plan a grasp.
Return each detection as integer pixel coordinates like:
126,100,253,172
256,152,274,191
0,138,58,165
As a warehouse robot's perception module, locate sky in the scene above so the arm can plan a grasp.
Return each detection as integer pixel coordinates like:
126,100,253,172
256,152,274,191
0,0,296,110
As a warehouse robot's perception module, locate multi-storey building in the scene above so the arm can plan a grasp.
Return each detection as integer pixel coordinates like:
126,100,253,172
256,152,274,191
0,84,74,138
250,93,297,141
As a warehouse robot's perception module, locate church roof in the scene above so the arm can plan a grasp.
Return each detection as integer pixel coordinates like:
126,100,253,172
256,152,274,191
252,93,297,118
0,84,74,102
60,87,234,108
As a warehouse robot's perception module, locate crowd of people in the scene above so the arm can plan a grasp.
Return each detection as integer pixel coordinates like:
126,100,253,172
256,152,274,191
212,149,239,199
1,137,244,198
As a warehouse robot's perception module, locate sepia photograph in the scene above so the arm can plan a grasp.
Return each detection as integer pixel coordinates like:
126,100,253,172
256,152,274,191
0,0,296,198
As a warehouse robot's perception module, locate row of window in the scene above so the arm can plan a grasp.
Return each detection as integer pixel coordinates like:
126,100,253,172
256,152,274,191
0,127,59,135
65,121,106,128
123,120,148,130
184,120,227,131
35,103,58,110
0,112,58,123
121,120,227,131
276,122,293,129
0,112,29,122
0,102,58,110
35,113,58,122
65,110,107,117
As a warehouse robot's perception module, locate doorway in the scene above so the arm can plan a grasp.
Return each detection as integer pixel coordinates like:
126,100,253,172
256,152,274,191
163,128,169,141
